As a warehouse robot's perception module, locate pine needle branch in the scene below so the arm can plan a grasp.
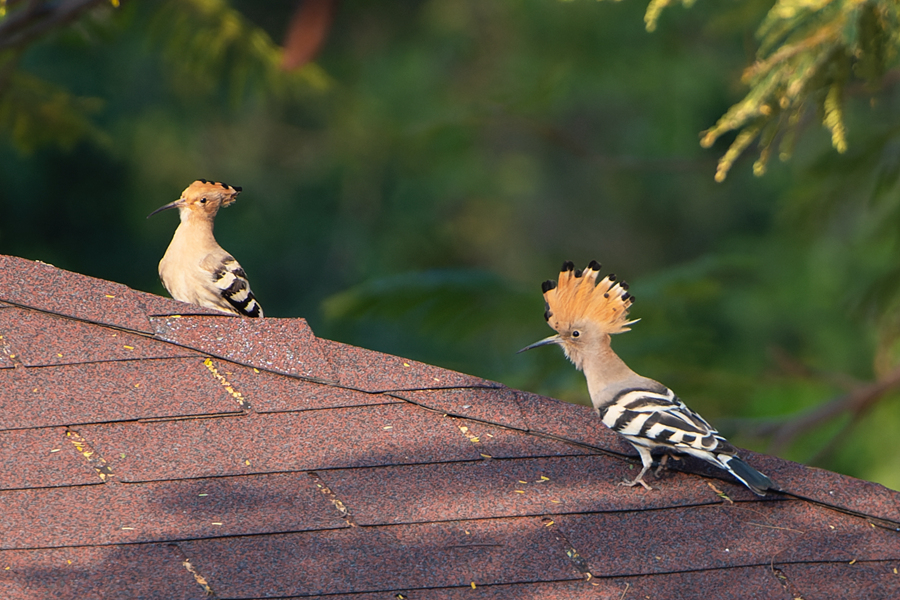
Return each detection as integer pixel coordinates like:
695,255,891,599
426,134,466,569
637,0,900,180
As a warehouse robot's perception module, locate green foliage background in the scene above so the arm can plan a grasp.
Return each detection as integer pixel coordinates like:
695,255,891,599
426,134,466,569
1,0,899,490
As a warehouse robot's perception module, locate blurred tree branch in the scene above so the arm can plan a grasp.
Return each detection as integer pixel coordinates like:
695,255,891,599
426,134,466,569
747,364,900,460
0,0,331,152
0,0,112,52
0,0,116,150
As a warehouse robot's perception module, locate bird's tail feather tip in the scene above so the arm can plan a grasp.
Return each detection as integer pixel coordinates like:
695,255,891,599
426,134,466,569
723,455,776,496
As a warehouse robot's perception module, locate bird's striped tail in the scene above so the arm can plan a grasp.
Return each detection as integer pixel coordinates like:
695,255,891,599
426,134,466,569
719,455,775,496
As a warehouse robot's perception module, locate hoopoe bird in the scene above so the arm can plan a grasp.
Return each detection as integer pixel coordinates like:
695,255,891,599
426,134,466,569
148,179,263,318
520,260,774,495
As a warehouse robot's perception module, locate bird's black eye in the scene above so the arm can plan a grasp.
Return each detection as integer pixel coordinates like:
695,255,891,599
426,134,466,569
200,197,207,204
572,330,580,338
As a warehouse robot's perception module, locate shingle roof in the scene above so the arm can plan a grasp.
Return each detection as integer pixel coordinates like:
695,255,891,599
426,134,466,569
0,253,898,600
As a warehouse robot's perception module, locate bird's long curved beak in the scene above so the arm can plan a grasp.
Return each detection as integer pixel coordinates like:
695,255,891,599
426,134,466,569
147,198,185,219
517,334,561,354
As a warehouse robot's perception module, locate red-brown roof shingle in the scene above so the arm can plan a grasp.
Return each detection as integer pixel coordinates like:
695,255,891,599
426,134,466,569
0,254,898,599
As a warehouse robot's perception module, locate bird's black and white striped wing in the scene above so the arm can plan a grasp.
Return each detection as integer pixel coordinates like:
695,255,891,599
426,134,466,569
600,388,734,456
599,388,773,495
211,256,263,318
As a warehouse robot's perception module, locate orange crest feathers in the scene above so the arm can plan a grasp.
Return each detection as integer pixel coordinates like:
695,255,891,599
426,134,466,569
186,179,242,207
542,260,637,334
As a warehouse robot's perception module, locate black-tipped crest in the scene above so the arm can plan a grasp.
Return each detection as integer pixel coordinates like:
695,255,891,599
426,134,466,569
196,179,240,194
539,260,638,335
185,180,242,209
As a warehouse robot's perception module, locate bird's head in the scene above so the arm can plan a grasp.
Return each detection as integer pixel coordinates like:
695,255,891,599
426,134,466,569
519,260,637,370
147,179,242,221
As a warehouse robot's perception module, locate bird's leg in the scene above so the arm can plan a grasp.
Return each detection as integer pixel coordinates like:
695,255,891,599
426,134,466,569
653,452,683,477
654,453,669,477
618,445,654,490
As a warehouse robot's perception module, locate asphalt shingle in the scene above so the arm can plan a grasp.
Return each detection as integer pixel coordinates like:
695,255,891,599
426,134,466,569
319,338,502,392
515,389,636,456
220,360,401,413
0,471,346,550
0,544,206,600
0,255,154,333
0,358,240,430
781,561,900,600
393,386,529,430
320,454,738,527
151,315,335,381
0,307,198,367
0,254,897,600
79,404,485,482
0,427,99,490
180,517,579,598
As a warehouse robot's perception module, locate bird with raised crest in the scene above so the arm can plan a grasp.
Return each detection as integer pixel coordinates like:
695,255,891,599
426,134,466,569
148,179,263,318
520,260,774,495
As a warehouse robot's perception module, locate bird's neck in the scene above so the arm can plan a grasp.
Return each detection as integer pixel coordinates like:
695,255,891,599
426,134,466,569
581,336,638,407
170,213,218,252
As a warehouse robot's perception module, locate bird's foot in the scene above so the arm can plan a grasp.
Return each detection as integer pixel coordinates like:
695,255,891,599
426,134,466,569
618,475,653,491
